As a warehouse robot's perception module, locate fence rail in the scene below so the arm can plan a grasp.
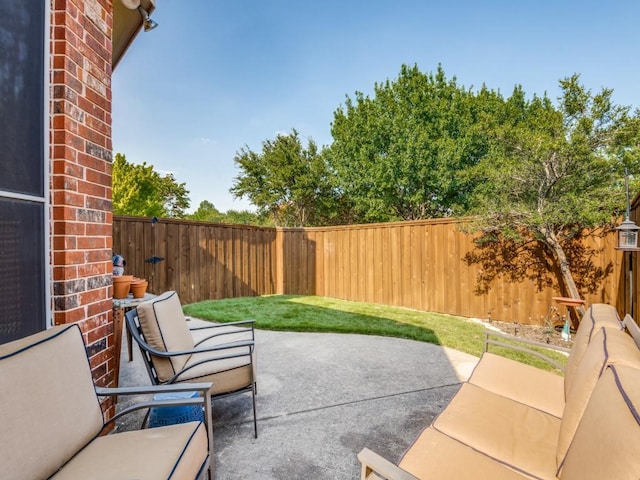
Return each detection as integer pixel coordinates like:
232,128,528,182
114,215,629,324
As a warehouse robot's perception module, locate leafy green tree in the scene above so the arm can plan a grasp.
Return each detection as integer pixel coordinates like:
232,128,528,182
188,200,226,223
224,209,270,226
231,130,339,226
328,64,492,223
112,153,190,218
187,200,267,226
466,75,640,309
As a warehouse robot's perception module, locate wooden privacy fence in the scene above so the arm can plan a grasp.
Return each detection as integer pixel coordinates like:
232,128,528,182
113,215,630,324
113,216,278,305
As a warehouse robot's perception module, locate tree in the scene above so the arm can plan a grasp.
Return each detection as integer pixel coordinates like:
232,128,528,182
187,200,267,226
230,130,340,226
112,153,190,218
328,64,492,223
188,200,226,223
465,75,640,312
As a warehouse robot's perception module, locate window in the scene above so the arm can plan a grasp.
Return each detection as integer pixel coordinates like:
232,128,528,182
0,0,48,343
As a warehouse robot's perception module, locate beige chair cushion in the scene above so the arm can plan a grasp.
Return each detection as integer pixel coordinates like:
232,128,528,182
432,383,560,479
468,352,565,417
559,365,640,480
51,421,208,480
136,291,195,382
0,325,104,480
399,427,530,480
556,327,640,470
564,303,622,397
177,346,256,396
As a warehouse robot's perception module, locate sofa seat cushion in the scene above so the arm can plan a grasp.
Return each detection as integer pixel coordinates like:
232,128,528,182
432,383,560,479
559,365,640,480
51,421,208,480
468,352,565,417
399,427,531,480
175,347,255,395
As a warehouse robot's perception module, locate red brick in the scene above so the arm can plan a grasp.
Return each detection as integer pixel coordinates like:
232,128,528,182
88,298,113,317
81,288,108,306
51,174,78,191
86,323,110,344
52,265,79,281
54,220,85,235
85,87,110,112
54,250,85,265
86,223,112,236
82,314,109,332
54,306,87,325
52,236,77,250
78,178,106,197
86,249,111,263
78,124,106,147
77,236,105,249
77,95,106,121
85,169,110,187
52,205,77,221
85,114,109,136
79,262,105,277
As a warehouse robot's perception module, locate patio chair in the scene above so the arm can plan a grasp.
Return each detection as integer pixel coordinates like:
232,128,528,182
125,290,258,437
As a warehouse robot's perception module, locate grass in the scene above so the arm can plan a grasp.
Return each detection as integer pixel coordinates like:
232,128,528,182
183,295,568,372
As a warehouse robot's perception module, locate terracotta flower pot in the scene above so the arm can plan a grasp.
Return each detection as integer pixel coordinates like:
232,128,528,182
113,275,133,299
130,279,148,298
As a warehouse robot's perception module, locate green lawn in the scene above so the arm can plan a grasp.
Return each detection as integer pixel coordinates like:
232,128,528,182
183,294,567,372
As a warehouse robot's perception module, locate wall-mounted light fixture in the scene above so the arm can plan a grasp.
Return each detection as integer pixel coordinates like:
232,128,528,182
121,0,158,32
137,6,158,32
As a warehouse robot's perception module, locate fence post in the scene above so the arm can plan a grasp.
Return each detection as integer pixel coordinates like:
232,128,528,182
275,228,284,294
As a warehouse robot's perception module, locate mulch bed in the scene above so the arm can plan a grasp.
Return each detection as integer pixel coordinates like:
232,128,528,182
487,319,574,349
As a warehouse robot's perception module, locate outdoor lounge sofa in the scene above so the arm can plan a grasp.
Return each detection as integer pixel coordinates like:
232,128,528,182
359,304,640,479
0,323,214,480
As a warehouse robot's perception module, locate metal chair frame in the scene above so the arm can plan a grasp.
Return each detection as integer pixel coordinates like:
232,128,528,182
125,308,258,438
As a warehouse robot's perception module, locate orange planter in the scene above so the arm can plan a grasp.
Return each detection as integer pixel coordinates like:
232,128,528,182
130,279,148,298
113,275,133,299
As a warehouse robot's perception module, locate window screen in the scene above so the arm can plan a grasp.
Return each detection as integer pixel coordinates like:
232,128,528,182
0,0,45,197
0,1,47,343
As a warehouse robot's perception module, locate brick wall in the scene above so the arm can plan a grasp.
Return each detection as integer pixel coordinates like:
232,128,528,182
50,0,116,419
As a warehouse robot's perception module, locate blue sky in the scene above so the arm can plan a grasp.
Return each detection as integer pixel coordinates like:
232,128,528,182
112,1,640,213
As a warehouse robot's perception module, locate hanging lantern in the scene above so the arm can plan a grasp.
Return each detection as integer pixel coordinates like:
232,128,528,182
617,218,640,250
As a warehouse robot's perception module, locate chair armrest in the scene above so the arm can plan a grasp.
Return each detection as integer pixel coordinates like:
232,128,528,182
358,448,419,480
623,314,640,349
96,382,214,427
96,382,213,397
484,329,570,372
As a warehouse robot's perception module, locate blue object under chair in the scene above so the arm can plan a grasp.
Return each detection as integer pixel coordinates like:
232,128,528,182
148,391,204,428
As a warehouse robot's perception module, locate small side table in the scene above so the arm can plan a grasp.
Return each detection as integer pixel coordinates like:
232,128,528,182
552,296,586,330
113,293,157,372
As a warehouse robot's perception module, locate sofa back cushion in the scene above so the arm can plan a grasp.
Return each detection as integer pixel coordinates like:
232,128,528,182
136,290,194,382
556,327,640,470
0,324,104,480
560,365,640,480
564,303,622,397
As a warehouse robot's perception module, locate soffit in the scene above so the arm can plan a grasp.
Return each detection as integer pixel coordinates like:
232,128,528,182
112,0,156,69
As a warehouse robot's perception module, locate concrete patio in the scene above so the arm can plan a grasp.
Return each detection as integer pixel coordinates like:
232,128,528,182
117,320,479,479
